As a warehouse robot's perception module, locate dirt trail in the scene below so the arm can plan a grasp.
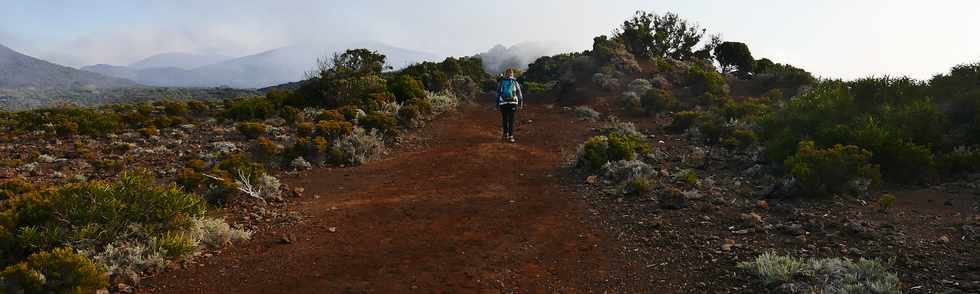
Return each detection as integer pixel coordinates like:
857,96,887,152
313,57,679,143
143,102,649,293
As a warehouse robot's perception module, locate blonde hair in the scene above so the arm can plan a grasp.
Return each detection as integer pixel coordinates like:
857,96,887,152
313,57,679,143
505,68,515,76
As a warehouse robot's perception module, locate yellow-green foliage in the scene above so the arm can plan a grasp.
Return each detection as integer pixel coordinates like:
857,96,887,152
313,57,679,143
878,193,897,212
253,137,283,160
388,75,427,102
316,120,354,139
1,247,108,293
139,126,159,137
577,132,651,171
0,179,33,201
317,110,346,122
296,122,316,136
625,176,653,198
160,100,189,116
785,141,881,197
0,171,206,290
236,122,267,139
14,107,121,137
358,112,398,134
686,66,729,105
677,169,700,187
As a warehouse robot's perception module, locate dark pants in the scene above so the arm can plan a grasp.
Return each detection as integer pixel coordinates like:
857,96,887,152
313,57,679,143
499,104,517,137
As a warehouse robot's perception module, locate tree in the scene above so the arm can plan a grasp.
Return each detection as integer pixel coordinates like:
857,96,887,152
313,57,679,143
714,42,754,74
614,11,708,60
293,49,390,107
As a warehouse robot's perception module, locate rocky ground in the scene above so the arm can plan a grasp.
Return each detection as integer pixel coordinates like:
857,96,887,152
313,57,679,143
572,100,980,293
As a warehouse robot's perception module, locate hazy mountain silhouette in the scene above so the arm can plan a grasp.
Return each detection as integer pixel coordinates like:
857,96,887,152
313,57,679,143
81,41,439,88
129,52,232,70
0,44,139,89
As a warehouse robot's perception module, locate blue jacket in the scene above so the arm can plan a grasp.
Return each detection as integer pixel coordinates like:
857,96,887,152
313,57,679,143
496,76,523,106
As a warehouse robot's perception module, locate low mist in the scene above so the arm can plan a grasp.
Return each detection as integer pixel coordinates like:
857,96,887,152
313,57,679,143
475,42,569,75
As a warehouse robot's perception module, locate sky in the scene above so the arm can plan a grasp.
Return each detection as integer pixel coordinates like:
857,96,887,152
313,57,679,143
1,0,978,80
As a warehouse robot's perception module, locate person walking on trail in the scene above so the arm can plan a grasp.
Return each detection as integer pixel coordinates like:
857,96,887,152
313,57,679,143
496,68,524,143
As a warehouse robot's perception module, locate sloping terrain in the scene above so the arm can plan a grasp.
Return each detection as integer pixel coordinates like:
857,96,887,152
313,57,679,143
0,44,139,89
141,102,652,293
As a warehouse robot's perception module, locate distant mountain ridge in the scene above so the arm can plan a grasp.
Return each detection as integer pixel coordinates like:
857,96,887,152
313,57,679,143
82,41,440,89
129,52,232,70
0,44,139,89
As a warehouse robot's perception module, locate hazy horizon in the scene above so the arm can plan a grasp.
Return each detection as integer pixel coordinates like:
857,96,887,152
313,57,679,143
2,0,978,80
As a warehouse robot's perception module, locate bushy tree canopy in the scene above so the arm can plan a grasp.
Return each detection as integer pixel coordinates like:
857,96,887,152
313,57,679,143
714,42,754,74
614,11,708,60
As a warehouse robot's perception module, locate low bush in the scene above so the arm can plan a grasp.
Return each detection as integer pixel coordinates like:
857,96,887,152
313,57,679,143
784,141,881,197
388,75,427,102
14,107,121,137
315,120,354,139
667,111,700,133
0,179,33,201
641,88,676,115
574,106,601,121
577,132,650,172
1,247,108,293
225,97,277,121
333,127,386,165
427,91,459,115
317,110,346,122
358,112,398,134
236,122,267,139
738,252,900,294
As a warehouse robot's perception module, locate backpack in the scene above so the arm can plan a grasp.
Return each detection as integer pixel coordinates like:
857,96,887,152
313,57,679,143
499,79,517,101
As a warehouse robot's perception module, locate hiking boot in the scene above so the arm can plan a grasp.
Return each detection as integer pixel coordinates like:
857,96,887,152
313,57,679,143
507,136,516,143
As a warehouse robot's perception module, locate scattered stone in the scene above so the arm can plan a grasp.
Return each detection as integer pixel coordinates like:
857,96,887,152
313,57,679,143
586,175,599,185
939,235,951,243
291,157,313,171
116,283,133,293
280,233,296,244
290,187,305,198
740,213,763,226
721,239,736,251
328,227,338,233
783,224,805,236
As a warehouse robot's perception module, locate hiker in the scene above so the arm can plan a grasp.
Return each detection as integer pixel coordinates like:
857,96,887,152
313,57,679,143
496,68,524,143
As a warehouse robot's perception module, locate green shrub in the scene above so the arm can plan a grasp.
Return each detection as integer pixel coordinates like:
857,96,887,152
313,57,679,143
0,179,33,201
388,75,427,102
936,146,980,174
358,112,398,134
296,122,316,136
236,122,267,139
0,170,207,270
139,126,159,137
317,110,346,122
161,100,189,116
687,67,729,104
878,193,897,212
1,247,108,293
738,252,900,294
714,41,754,74
176,168,204,192
784,141,881,197
225,97,277,121
641,88,675,115
624,176,653,198
15,107,121,137
187,100,210,113
577,133,650,172
316,120,354,139
333,127,386,165
667,111,700,133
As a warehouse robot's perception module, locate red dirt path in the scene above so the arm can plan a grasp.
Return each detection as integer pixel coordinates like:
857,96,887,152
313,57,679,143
142,102,651,293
